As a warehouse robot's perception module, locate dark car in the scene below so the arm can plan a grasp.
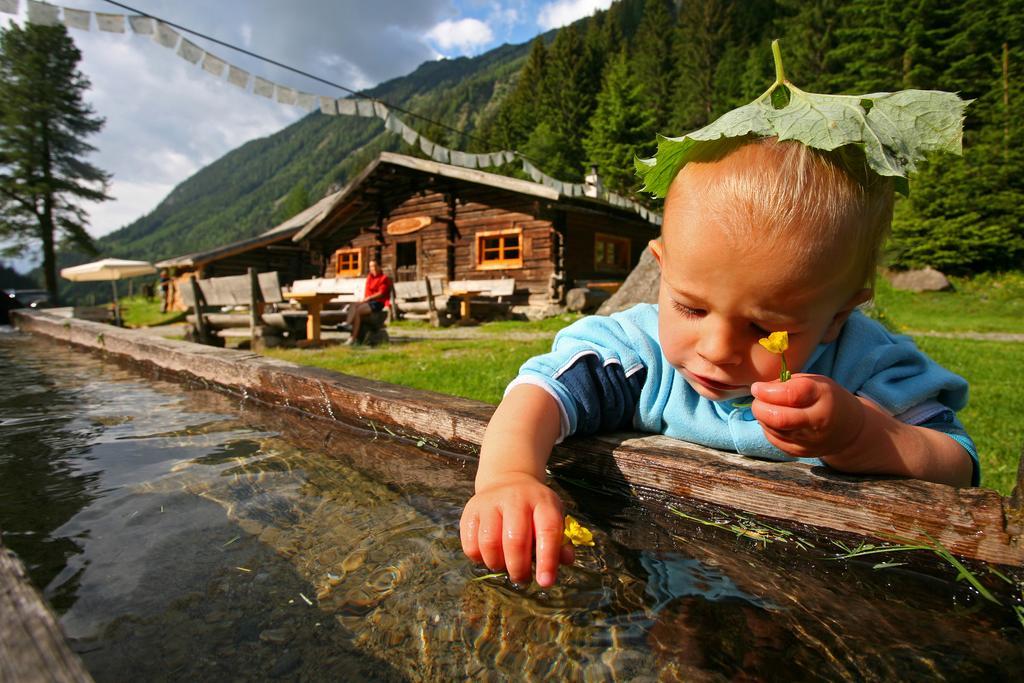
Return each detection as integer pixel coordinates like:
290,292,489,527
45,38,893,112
3,288,52,308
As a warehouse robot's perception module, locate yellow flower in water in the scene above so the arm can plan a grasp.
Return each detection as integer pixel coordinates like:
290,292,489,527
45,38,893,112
758,331,789,354
758,331,791,382
563,515,594,547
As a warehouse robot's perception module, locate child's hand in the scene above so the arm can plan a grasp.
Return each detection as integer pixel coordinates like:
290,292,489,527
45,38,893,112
460,473,574,587
750,374,868,465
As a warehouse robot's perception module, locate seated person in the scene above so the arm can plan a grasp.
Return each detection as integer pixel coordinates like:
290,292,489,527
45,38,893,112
346,259,391,344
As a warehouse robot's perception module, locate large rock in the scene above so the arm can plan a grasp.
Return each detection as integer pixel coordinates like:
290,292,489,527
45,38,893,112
886,267,953,292
597,247,661,315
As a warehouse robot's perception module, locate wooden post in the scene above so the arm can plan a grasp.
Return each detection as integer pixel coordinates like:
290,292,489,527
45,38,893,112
189,275,210,345
1,545,94,682
248,267,260,342
424,277,437,327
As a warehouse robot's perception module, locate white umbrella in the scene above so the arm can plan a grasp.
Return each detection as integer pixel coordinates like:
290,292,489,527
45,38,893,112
61,258,157,326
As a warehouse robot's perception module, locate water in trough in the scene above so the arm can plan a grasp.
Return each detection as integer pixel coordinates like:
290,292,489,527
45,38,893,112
0,328,1021,681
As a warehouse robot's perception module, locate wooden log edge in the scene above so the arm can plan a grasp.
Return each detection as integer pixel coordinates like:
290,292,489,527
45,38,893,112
0,544,94,682
11,310,1024,568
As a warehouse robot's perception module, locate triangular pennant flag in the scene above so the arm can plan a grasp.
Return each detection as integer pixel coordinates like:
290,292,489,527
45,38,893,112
96,13,125,32
384,113,402,134
253,76,274,98
275,85,298,105
201,52,226,77
522,160,542,183
401,121,419,146
418,137,434,157
154,22,180,49
0,0,19,15
431,145,450,164
27,1,60,26
449,150,466,167
503,150,517,165
356,99,375,117
337,98,357,116
177,38,203,65
227,65,250,89
373,101,389,119
319,97,338,115
297,92,317,111
62,8,90,30
129,15,154,35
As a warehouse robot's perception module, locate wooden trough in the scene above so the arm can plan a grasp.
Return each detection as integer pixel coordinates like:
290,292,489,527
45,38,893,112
10,309,1024,569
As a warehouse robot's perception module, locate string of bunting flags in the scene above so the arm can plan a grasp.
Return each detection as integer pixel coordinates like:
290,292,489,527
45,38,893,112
4,0,662,226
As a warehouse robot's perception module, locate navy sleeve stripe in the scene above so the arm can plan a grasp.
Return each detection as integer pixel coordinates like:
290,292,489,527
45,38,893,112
553,351,647,436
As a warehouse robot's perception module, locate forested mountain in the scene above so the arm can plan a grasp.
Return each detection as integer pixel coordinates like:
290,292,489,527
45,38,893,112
78,0,1024,288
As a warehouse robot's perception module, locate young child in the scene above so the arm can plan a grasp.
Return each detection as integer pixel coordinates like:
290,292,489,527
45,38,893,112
460,136,978,588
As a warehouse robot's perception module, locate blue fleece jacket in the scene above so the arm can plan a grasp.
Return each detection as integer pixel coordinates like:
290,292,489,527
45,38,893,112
510,305,979,485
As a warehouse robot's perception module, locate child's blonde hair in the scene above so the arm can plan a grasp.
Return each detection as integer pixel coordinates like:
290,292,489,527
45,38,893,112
667,136,895,288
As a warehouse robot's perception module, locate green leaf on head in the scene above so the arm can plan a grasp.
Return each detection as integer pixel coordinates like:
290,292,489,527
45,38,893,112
635,40,969,198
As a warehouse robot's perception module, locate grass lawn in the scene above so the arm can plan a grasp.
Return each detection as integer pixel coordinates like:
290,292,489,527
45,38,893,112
267,334,557,404
872,271,1024,334
119,294,185,328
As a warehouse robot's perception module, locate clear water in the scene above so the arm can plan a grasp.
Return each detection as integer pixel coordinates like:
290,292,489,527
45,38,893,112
1,328,1021,682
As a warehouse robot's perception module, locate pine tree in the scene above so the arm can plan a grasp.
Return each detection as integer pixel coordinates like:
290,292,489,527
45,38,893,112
630,0,677,133
583,51,656,194
525,24,601,179
0,23,109,305
478,37,548,151
672,0,734,131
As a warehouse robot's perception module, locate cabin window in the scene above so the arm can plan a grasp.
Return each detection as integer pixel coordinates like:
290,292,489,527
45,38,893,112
334,247,362,277
476,228,523,270
594,233,631,273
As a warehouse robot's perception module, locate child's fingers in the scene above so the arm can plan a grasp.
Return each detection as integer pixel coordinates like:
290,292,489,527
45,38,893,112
475,507,506,573
751,376,820,407
501,506,534,584
459,506,483,564
533,504,566,587
751,400,813,434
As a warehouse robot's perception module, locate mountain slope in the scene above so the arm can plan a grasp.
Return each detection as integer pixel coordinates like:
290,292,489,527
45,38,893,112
99,40,534,263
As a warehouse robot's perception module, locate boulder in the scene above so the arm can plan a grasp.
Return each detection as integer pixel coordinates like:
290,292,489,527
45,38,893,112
886,267,953,292
597,247,661,315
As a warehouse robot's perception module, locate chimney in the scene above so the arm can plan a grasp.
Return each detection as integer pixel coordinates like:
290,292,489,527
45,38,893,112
584,165,604,199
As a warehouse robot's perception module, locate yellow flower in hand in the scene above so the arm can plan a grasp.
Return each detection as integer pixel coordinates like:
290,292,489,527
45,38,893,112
758,331,788,354
563,515,594,547
758,331,791,382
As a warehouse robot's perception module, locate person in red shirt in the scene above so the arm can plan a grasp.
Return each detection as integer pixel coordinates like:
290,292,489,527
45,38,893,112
346,259,392,345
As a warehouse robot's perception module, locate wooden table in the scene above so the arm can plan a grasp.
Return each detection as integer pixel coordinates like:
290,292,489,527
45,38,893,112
284,291,338,344
446,286,488,324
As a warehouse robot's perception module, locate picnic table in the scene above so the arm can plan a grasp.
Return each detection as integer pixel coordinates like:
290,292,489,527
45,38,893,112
283,290,338,345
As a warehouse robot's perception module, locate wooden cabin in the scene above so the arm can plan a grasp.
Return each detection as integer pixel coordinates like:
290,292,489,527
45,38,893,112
156,190,343,311
293,152,660,315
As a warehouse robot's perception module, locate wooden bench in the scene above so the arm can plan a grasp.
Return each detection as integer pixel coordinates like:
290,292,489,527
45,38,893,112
286,277,389,344
181,269,307,347
392,277,446,325
446,278,516,322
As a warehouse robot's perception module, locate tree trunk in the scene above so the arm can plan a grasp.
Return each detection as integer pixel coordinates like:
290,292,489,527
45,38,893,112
39,213,58,306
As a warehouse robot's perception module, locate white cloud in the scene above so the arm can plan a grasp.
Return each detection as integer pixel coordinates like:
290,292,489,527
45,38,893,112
426,18,494,54
537,0,613,30
84,178,178,238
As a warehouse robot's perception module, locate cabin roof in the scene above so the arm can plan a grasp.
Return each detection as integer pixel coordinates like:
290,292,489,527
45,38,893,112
293,152,657,244
156,189,345,270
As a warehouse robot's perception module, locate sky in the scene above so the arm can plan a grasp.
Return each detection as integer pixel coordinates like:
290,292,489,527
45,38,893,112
2,0,614,271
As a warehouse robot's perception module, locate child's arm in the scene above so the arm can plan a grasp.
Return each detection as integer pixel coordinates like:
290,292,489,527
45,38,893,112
751,375,973,487
460,383,573,586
